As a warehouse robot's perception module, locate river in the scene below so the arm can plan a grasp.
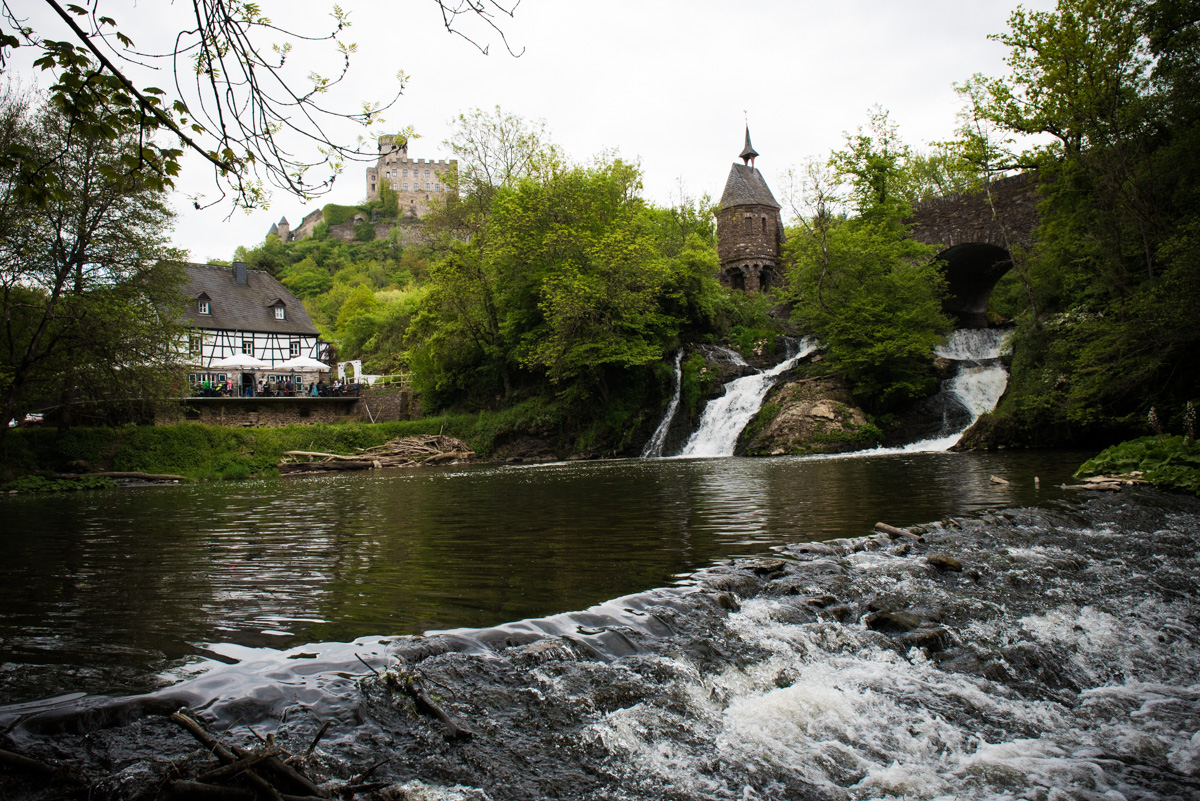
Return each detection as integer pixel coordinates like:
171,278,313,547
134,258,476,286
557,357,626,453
2,455,1198,800
0,451,1086,706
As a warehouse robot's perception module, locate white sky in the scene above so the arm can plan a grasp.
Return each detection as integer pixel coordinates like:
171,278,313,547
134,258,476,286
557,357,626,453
8,0,1055,262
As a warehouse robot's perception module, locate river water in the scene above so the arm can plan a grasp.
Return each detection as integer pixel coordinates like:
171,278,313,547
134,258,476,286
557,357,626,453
1,452,1084,705
2,456,1199,801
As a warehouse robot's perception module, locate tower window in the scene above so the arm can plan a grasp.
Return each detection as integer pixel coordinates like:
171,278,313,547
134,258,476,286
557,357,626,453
744,217,753,235
762,217,767,233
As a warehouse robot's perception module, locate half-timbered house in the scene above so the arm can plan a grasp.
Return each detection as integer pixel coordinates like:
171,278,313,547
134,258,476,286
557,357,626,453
180,261,327,392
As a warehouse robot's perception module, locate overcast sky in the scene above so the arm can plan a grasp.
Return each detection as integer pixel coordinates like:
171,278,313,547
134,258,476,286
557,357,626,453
10,0,1056,262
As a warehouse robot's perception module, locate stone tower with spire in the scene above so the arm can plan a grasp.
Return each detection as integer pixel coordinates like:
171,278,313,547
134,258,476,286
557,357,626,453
716,127,783,292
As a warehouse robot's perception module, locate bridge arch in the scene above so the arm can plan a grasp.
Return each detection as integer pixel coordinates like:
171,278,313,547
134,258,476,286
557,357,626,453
907,173,1039,328
936,243,1012,329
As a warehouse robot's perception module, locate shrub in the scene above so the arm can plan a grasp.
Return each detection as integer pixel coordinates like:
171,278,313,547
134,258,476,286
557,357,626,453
1076,435,1200,495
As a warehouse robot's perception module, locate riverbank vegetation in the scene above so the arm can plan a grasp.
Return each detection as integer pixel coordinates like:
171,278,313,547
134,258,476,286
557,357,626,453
950,0,1200,447
1076,435,1200,496
0,405,561,485
4,1,1195,474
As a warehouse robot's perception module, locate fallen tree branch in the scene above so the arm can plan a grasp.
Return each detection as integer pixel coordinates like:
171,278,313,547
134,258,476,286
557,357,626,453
53,471,187,482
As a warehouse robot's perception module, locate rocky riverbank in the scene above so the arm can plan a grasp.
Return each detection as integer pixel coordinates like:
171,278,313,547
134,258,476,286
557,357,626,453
3,486,1198,800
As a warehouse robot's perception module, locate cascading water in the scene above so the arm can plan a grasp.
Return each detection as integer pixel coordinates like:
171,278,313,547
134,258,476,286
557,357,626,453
678,337,819,458
897,328,1012,452
640,349,683,458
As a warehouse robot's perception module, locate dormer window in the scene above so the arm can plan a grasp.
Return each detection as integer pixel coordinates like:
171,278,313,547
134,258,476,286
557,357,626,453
275,306,286,320
197,296,211,315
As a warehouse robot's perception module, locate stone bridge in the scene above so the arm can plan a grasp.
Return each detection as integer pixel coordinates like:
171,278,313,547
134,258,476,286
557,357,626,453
908,173,1040,328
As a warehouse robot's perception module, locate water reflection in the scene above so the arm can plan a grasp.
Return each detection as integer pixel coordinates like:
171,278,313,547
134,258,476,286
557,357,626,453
0,451,1087,703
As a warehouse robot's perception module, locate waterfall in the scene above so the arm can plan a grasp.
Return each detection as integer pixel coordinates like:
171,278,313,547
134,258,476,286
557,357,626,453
678,337,819,458
898,328,1012,452
641,349,683,458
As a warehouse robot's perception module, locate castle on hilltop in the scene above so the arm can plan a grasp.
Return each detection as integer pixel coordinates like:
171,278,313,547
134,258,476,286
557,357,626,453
365,134,456,219
267,134,457,244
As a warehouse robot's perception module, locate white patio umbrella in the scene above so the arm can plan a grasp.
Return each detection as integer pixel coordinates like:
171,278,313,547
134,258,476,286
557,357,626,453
210,353,270,370
275,355,330,370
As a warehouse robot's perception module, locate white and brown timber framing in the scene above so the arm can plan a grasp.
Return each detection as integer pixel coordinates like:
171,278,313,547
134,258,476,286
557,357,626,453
178,262,327,369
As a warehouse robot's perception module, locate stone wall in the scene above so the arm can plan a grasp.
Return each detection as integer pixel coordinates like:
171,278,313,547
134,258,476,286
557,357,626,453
162,385,415,428
908,173,1039,250
715,204,784,292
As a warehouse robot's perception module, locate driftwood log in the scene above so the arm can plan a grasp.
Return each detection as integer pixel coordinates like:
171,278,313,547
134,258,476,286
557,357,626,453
52,471,187,482
279,435,475,475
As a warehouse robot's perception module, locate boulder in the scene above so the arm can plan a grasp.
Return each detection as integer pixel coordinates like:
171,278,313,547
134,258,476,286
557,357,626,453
738,375,879,456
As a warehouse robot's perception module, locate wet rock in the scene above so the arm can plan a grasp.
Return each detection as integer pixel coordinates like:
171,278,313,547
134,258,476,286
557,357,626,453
926,554,964,572
745,558,788,578
714,592,740,612
865,610,922,633
898,627,954,653
788,541,838,558
509,637,576,667
820,604,860,623
805,594,840,608
768,600,817,626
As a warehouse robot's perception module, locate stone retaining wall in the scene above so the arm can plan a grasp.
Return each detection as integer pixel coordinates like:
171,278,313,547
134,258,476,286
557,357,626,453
162,386,415,428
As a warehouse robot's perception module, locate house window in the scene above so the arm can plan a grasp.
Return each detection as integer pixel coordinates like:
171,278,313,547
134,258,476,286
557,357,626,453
275,306,286,320
290,339,301,357
198,299,210,315
403,183,408,191
402,168,408,177
425,169,430,178
189,334,202,354
242,339,254,356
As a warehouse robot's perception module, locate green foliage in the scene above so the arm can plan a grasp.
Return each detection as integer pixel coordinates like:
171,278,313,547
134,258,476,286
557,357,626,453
0,94,188,441
409,151,725,410
959,0,1200,445
322,204,365,227
355,218,377,242
1076,435,1200,495
784,215,951,410
742,402,781,442
679,352,718,417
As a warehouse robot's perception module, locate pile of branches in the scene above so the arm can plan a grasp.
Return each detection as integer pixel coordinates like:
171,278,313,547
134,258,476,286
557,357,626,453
279,435,475,475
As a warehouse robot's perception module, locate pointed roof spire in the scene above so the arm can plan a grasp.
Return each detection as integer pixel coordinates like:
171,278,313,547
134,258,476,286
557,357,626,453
740,125,759,167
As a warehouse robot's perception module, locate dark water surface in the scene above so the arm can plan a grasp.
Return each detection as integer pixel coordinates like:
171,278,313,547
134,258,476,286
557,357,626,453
0,451,1088,704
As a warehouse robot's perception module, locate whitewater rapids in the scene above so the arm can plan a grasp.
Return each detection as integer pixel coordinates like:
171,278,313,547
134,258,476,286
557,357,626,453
5,489,1198,800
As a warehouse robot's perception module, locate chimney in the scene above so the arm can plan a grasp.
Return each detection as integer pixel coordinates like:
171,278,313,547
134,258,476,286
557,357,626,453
233,261,248,284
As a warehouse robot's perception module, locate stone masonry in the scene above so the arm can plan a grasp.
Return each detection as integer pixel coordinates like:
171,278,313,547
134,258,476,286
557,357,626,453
716,128,784,293
365,134,457,219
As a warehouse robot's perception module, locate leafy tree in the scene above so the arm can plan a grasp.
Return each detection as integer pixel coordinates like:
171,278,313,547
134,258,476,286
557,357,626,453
0,93,186,438
783,144,950,409
959,0,1200,442
0,1,520,209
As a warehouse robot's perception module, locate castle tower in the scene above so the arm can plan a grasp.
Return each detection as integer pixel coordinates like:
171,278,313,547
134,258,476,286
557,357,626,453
275,216,291,242
364,133,457,219
716,127,783,292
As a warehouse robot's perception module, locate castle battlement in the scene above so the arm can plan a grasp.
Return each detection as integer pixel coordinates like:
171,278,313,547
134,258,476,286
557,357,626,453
364,135,457,219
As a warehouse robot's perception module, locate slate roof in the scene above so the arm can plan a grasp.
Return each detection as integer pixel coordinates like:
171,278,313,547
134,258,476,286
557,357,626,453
719,163,780,210
740,127,759,163
179,263,319,335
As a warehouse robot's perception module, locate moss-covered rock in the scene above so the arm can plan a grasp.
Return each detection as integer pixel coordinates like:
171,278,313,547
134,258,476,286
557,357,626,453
738,376,881,456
